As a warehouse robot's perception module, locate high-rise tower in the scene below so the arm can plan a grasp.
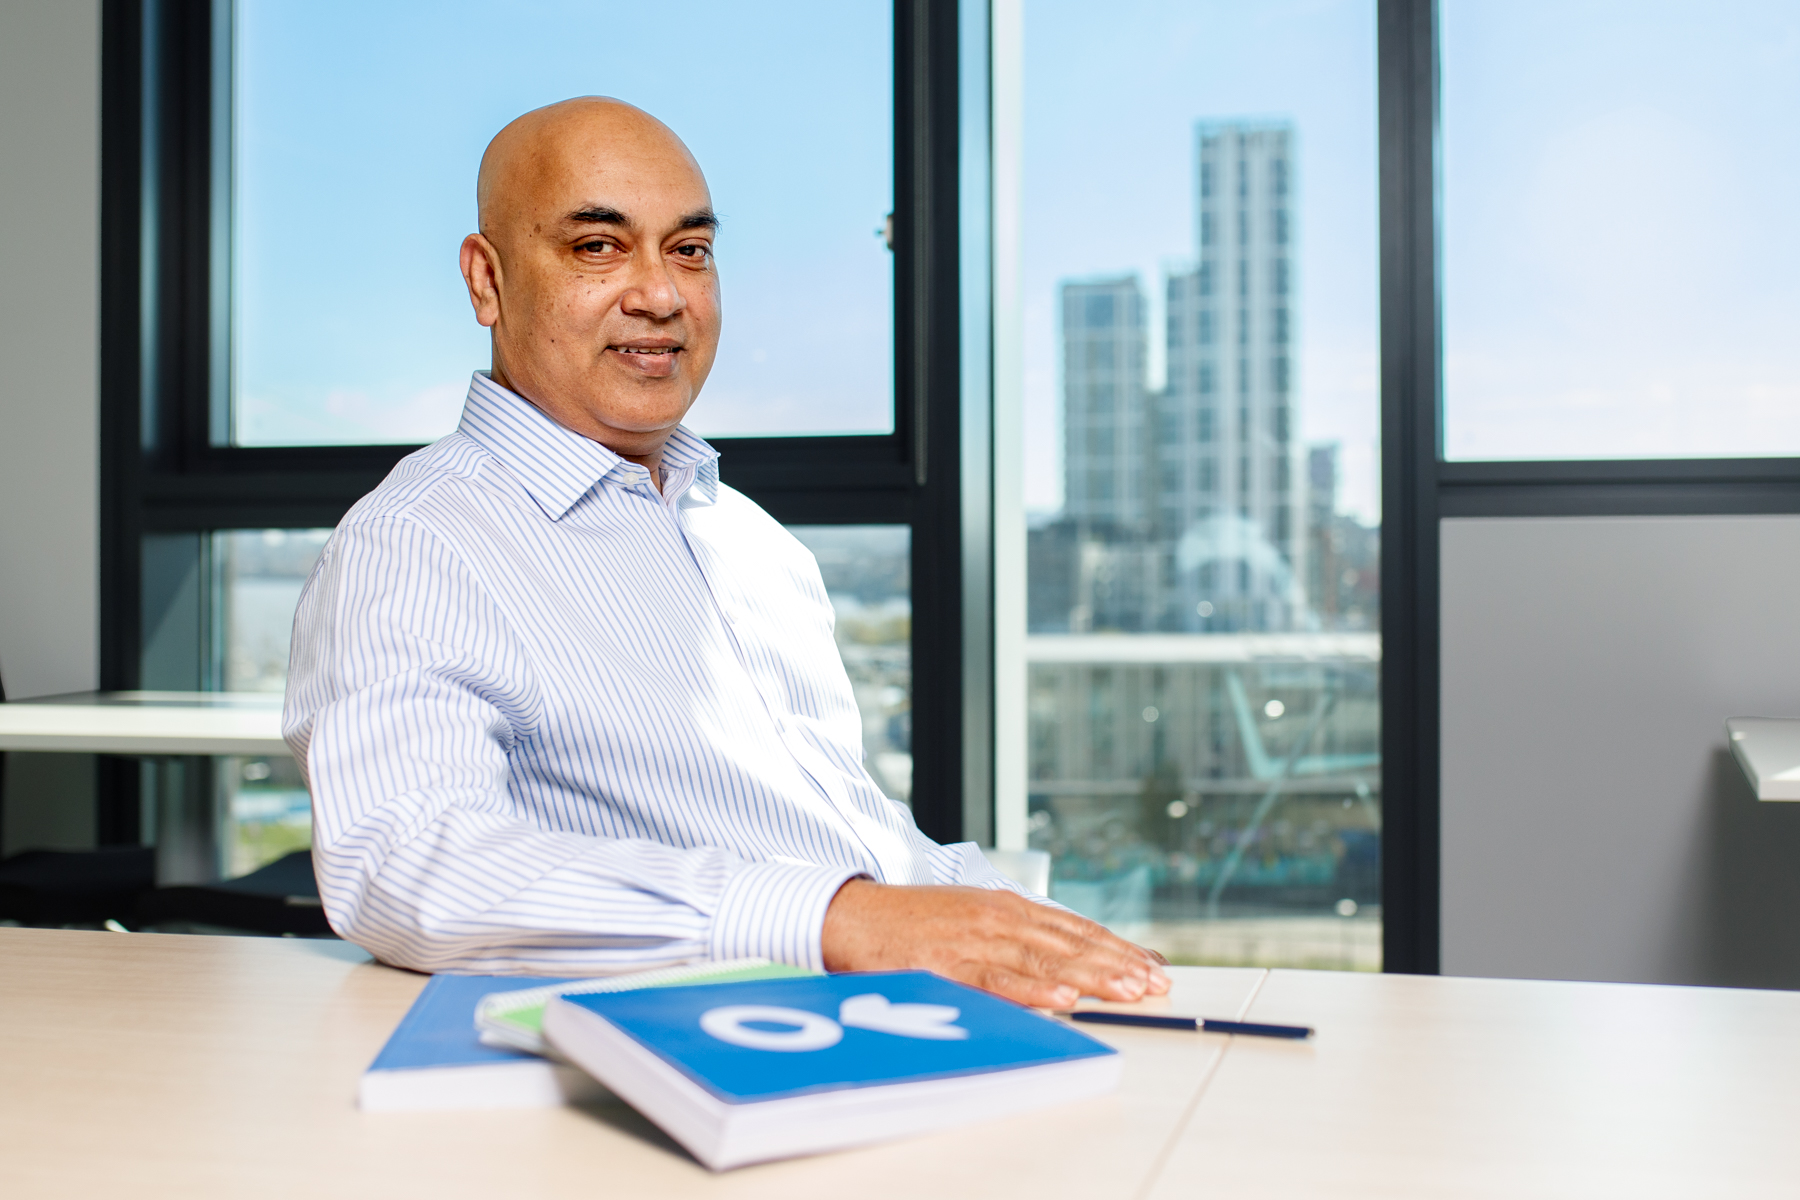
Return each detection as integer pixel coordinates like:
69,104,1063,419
1061,277,1149,535
1158,121,1306,631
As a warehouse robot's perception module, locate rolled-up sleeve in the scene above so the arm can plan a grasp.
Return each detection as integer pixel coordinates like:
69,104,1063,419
284,514,856,975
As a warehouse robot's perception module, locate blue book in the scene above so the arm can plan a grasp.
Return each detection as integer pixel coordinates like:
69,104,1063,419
542,971,1122,1170
359,974,605,1112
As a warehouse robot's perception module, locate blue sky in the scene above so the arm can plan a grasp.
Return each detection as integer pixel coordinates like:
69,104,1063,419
1441,0,1800,460
234,1,1800,515
233,0,893,445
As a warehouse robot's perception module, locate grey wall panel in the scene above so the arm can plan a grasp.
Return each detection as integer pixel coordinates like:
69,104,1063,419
1442,515,1800,988
0,0,101,700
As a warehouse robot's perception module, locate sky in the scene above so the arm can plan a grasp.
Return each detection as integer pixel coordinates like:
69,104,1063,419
232,0,893,446
1440,0,1800,460
1019,0,1381,521
233,0,1800,515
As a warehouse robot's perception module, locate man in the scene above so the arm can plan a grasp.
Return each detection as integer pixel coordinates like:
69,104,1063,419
284,98,1167,1009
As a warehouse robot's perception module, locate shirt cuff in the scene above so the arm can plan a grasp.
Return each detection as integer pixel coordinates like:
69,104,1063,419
710,860,866,971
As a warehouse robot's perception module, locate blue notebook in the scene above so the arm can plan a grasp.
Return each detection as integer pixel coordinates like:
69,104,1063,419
542,971,1122,1169
359,974,605,1112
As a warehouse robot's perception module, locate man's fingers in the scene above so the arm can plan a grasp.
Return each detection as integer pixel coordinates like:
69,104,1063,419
948,963,1079,1009
820,881,1172,1004
1002,907,1170,994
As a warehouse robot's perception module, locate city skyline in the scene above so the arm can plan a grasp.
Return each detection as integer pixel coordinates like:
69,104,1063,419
1037,120,1365,637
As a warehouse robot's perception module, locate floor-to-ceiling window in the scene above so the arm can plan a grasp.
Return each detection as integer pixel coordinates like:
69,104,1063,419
105,0,977,876
1005,1,1383,969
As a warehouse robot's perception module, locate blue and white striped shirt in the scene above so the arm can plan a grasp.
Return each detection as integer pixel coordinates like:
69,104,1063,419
284,372,1016,974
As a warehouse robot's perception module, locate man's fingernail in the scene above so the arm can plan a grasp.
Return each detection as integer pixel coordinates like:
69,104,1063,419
1052,985,1078,1005
1113,976,1146,997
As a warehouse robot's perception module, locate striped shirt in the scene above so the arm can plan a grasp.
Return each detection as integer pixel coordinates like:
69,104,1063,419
284,372,1017,975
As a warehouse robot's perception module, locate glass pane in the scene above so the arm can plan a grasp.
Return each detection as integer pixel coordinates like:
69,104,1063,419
213,529,330,874
1441,1,1800,460
220,754,313,877
1019,1,1382,969
230,0,893,446
786,525,912,805
217,528,331,693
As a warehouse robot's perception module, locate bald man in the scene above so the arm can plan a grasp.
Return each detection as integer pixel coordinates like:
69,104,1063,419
283,98,1167,1008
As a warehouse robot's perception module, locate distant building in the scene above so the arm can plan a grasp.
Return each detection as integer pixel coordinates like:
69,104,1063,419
1157,121,1306,632
1061,277,1150,535
1057,277,1157,632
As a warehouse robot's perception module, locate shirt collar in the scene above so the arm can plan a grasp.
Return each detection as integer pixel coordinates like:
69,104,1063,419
456,372,720,520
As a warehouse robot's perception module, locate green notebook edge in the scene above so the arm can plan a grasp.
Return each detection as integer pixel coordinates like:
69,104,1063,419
475,959,818,1054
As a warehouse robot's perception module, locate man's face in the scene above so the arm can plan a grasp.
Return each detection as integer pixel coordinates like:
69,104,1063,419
462,106,721,457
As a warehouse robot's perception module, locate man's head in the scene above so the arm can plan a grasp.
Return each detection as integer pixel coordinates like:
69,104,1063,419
460,98,719,466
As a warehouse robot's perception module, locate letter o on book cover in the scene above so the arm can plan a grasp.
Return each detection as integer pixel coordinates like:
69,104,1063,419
699,1005,845,1052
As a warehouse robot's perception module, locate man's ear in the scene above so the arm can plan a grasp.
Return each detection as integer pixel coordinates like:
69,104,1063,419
460,233,503,328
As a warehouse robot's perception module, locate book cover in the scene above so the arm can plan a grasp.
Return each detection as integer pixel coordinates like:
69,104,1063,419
544,970,1122,1168
359,973,603,1112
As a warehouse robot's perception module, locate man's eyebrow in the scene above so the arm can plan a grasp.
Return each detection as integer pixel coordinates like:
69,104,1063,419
565,205,629,226
676,208,719,232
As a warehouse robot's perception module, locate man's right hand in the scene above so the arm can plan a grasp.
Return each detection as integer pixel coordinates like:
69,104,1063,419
819,879,1171,1008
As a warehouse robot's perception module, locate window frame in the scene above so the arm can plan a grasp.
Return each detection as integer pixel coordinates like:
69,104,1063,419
98,0,988,847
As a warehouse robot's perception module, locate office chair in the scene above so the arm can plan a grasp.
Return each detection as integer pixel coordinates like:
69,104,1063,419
0,668,156,925
135,848,332,935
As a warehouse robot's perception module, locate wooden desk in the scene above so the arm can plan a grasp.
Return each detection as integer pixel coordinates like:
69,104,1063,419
3,928,1796,1198
0,928,1261,1199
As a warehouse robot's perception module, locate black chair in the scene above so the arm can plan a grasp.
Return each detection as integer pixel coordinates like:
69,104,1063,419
135,849,333,935
0,845,156,925
0,670,157,926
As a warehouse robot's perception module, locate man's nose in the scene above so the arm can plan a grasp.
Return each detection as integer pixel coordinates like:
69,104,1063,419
620,251,687,319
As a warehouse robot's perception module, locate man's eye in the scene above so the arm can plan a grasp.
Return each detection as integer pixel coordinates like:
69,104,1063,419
578,240,616,253
675,245,712,261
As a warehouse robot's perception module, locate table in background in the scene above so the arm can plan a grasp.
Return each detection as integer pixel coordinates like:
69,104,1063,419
0,691,287,882
1727,715,1800,801
2,928,1797,1199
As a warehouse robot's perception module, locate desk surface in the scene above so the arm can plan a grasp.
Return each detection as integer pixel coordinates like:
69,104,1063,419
1,928,1796,1199
1727,715,1800,801
0,691,289,756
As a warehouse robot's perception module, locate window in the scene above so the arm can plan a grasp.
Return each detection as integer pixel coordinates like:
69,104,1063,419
1013,0,1382,970
104,0,982,870
1441,0,1800,460
230,0,893,445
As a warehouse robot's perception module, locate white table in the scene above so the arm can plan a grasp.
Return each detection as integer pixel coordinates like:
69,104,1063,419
1726,716,1800,800
3,928,1797,1199
0,690,288,756
0,691,288,882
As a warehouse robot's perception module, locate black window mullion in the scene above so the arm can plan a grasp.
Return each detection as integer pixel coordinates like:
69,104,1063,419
1378,0,1442,976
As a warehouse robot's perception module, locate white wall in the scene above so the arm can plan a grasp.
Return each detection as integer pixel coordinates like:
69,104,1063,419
1442,515,1800,989
0,0,101,700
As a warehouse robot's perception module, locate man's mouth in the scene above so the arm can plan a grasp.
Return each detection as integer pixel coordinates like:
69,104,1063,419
608,342,683,378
